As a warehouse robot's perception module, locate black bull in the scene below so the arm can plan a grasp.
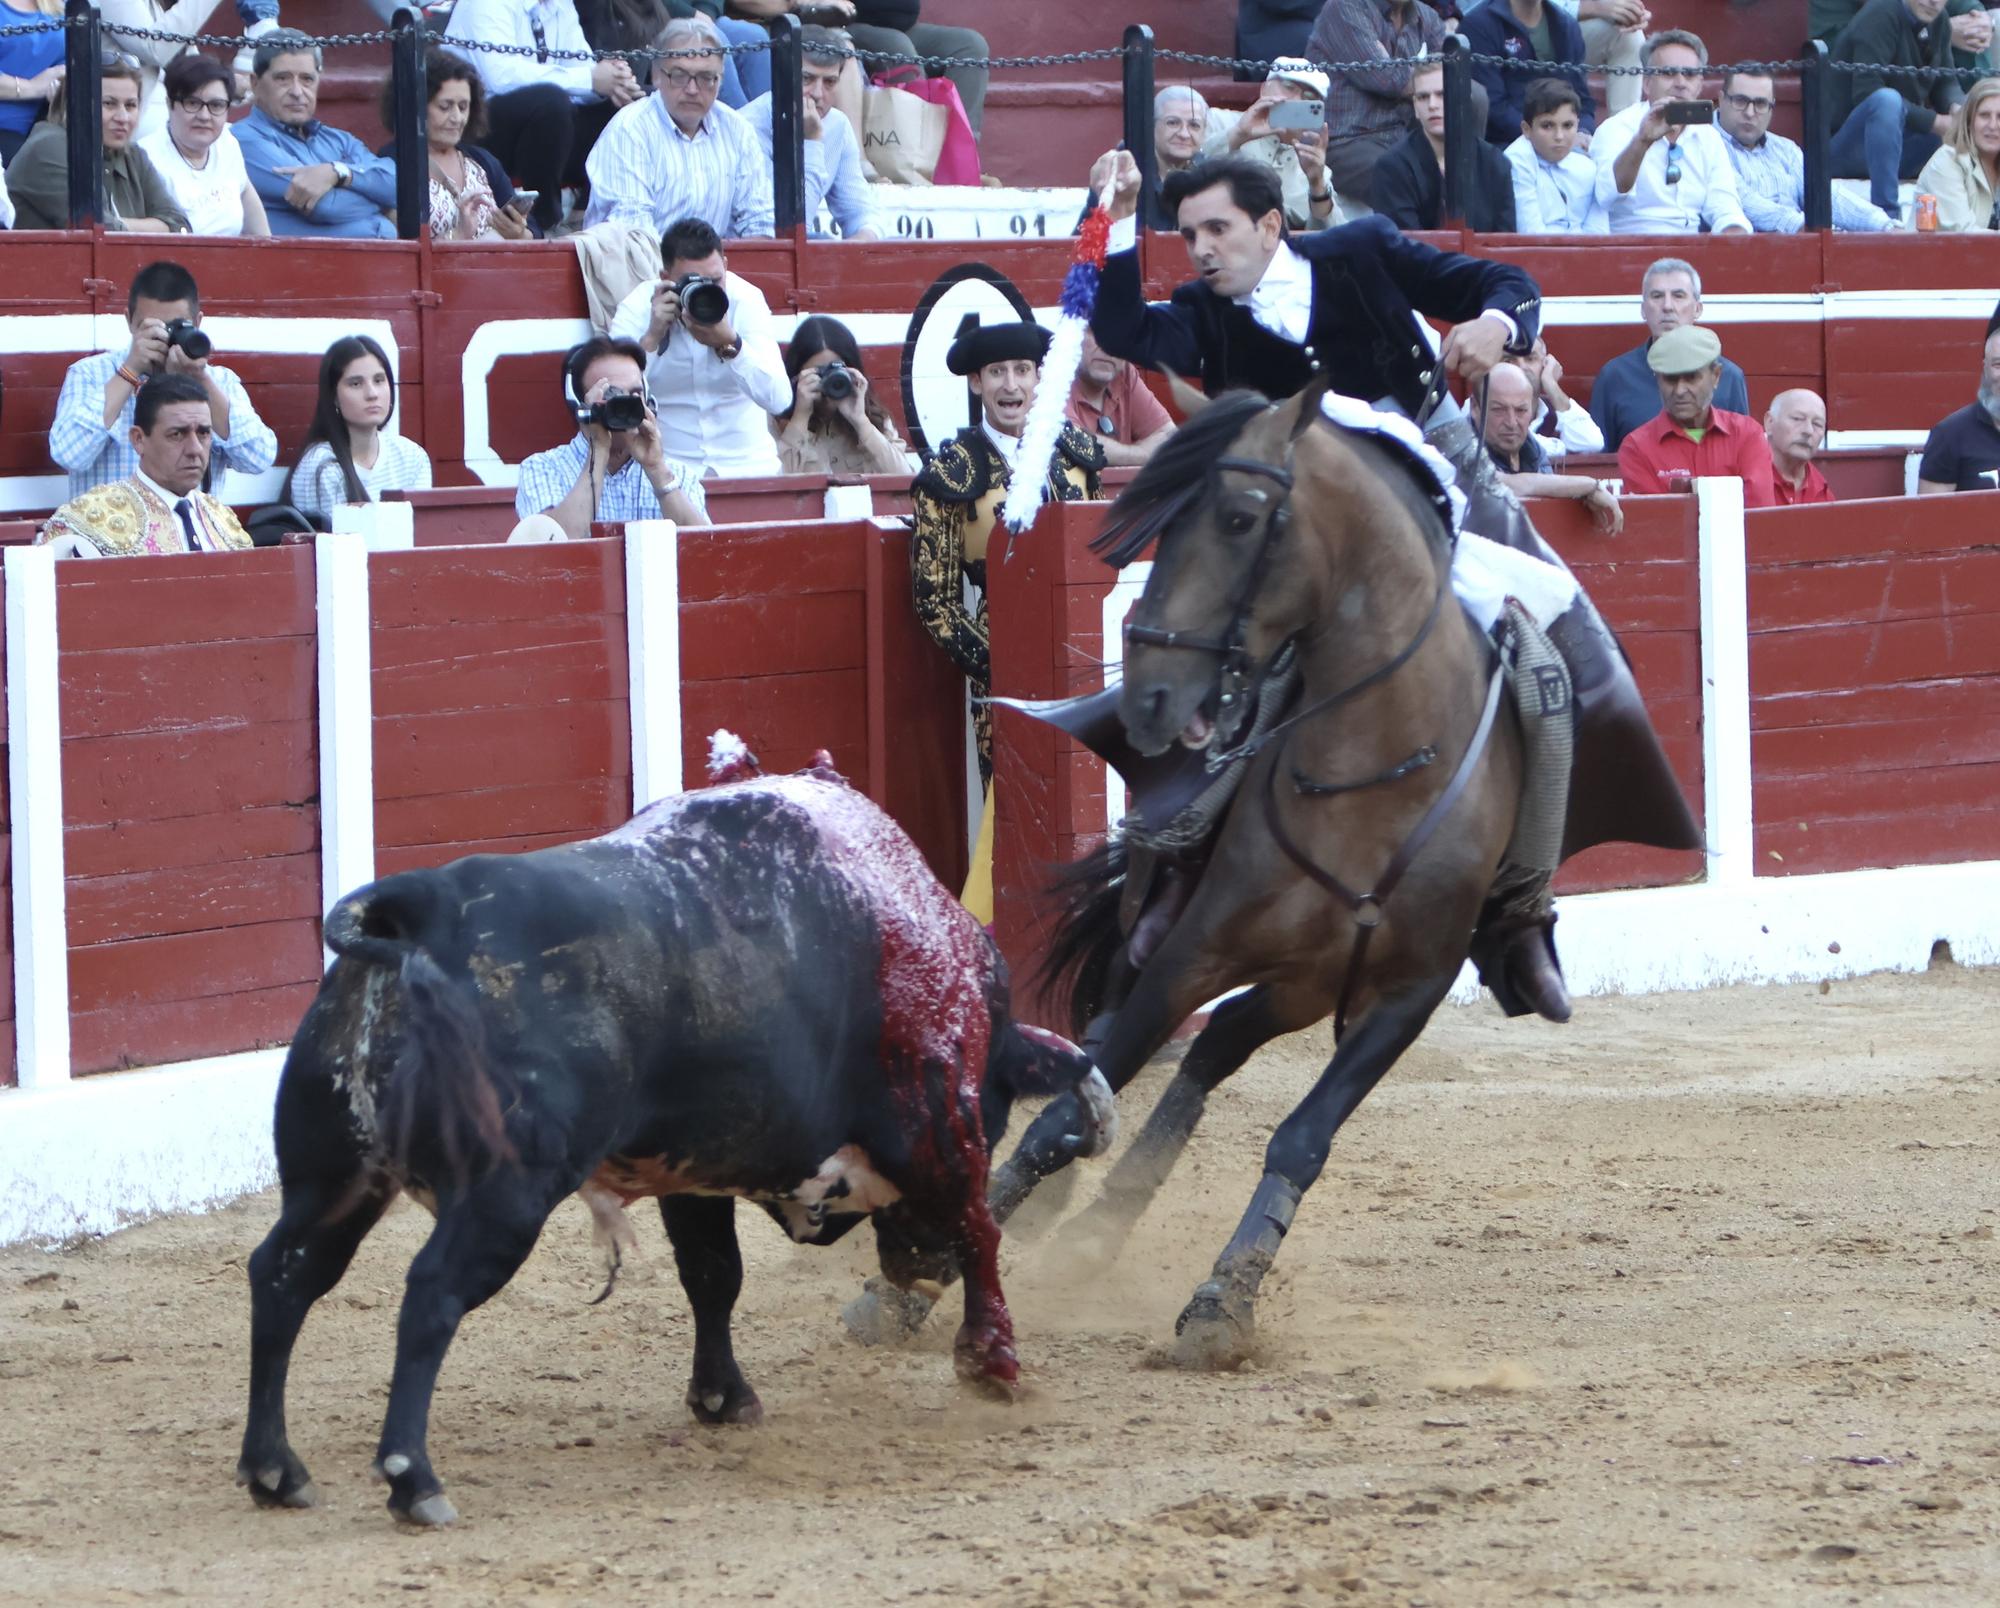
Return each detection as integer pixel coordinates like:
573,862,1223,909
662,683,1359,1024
237,749,1115,1527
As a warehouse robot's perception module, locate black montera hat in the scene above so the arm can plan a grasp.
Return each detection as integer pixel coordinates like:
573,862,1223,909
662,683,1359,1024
946,315,1053,376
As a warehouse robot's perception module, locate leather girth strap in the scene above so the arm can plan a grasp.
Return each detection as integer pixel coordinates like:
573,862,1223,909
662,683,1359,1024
1261,634,1510,1041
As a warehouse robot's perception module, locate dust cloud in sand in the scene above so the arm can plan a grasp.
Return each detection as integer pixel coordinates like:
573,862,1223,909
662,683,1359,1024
4,964,1998,1606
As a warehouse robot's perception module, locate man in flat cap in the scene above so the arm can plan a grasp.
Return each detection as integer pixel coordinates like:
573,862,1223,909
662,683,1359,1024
1617,324,1776,507
911,317,1106,787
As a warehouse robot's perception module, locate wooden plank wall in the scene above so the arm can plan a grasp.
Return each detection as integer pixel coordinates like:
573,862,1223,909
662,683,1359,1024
1747,489,2000,876
676,519,969,890
55,549,322,1074
1541,494,1706,894
0,563,12,1088
369,541,633,877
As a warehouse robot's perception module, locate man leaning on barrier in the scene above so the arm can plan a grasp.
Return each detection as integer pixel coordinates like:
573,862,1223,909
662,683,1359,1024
235,30,396,238
50,259,276,501
583,14,773,237
513,335,707,539
1764,389,1837,504
1916,324,2000,492
743,25,877,240
1615,324,1777,507
38,373,254,557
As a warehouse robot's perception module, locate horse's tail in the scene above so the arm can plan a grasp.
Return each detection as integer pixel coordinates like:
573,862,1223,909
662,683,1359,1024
1034,835,1130,1040
326,876,517,1187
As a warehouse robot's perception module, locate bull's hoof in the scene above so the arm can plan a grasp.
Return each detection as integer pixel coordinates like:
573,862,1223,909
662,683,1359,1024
687,1378,764,1427
953,1323,1020,1398
1171,1281,1255,1372
841,1276,935,1347
236,1454,320,1511
395,1493,459,1529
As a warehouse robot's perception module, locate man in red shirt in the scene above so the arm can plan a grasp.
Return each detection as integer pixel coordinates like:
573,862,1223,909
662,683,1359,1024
1764,388,1836,505
1615,324,1777,507
1065,328,1176,466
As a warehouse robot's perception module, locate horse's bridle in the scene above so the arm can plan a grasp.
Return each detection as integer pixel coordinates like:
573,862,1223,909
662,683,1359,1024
1118,426,1508,1040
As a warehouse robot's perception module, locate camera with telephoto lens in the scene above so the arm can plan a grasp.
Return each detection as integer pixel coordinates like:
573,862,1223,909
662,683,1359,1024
817,360,856,402
576,387,647,433
163,317,211,360
676,274,730,326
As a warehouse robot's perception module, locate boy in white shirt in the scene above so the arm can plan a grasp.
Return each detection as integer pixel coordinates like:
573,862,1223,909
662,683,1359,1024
1506,78,1610,233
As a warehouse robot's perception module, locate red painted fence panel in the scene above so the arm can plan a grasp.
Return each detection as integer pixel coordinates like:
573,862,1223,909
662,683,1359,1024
369,541,633,877
1748,489,2000,876
55,547,322,1073
1,562,12,1087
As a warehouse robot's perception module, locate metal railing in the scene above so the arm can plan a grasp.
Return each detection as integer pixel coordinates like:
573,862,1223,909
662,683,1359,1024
40,3,1980,239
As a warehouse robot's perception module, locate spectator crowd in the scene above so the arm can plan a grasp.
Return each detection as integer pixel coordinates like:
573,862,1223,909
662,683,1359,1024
2,0,1999,560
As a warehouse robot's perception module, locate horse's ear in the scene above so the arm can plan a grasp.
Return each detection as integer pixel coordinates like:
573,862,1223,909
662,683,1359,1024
1164,370,1208,419
1286,371,1336,442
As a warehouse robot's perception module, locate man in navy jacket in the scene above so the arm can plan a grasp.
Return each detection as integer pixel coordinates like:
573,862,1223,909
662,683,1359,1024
1086,152,1540,417
1461,0,1600,147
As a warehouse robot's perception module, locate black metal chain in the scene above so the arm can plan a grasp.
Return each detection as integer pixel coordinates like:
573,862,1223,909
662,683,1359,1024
41,17,1974,84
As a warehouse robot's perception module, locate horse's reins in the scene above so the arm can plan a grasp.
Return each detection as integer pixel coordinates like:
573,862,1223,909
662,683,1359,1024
1122,413,1508,1040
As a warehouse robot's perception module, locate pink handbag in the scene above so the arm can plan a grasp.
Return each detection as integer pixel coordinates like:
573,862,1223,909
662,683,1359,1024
871,65,982,186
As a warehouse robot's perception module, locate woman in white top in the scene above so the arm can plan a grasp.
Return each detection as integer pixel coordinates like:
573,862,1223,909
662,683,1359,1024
288,334,434,524
136,53,268,237
1916,77,2000,234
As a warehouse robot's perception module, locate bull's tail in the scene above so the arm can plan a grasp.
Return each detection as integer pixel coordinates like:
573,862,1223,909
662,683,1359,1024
326,878,517,1187
990,1022,1119,1160
1033,835,1130,1040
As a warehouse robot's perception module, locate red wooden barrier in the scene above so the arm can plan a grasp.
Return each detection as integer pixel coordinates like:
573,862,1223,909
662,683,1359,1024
369,541,633,877
54,549,322,1073
1,562,12,1088
1747,489,2000,876
676,519,968,890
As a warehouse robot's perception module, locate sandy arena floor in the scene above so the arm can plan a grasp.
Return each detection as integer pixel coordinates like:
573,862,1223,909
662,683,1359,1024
3,961,1998,1607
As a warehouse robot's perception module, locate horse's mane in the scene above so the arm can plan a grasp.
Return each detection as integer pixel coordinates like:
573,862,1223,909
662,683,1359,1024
1090,390,1273,569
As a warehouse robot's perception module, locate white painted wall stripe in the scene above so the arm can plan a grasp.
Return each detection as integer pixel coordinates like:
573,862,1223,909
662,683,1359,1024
4,544,69,1088
315,533,377,962
624,520,684,811
1695,477,1753,888
1100,562,1151,835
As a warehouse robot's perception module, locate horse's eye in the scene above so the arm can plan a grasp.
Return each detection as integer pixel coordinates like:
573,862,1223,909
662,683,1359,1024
1223,507,1259,536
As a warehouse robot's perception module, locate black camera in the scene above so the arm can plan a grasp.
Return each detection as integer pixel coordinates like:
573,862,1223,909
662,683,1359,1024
164,317,211,360
676,274,730,327
818,360,856,402
577,388,647,432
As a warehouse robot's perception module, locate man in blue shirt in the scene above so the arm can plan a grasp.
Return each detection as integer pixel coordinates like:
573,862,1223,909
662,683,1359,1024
1587,257,1750,451
235,30,397,239
743,26,877,240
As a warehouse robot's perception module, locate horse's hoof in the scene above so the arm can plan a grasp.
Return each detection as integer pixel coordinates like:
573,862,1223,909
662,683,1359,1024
954,1324,1021,1398
688,1380,764,1427
399,1493,459,1529
239,1460,319,1510
841,1276,935,1347
1172,1283,1254,1372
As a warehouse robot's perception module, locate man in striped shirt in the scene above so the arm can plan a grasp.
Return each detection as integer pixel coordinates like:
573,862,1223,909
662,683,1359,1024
583,14,774,238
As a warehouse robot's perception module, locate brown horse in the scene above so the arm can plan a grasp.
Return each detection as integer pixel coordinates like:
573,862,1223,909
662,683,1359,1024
986,380,1531,1368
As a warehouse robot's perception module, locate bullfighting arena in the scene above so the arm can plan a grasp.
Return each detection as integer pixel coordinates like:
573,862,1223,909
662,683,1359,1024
5,963,1996,1607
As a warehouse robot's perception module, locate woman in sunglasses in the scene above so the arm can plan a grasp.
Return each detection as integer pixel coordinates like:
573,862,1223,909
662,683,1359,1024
4,51,189,231
138,54,269,236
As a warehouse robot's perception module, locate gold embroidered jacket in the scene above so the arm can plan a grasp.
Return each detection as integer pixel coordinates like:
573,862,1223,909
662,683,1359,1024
36,478,253,556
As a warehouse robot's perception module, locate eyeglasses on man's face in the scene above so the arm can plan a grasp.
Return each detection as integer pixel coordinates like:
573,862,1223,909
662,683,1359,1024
1724,93,1774,115
663,67,722,92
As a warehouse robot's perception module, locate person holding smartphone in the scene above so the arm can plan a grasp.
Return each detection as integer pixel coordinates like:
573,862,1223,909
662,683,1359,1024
1590,28,1750,235
1203,58,1340,228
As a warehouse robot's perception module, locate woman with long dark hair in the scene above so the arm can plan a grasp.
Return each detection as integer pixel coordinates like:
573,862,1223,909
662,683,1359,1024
772,315,915,476
289,335,433,522
379,48,532,241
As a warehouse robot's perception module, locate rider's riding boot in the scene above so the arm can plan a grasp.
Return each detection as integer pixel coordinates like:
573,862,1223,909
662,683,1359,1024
1469,867,1572,1024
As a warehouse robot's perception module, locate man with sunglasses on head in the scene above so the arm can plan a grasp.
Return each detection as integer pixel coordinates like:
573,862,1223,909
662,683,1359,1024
584,14,773,237
1590,28,1750,235
1715,68,1894,232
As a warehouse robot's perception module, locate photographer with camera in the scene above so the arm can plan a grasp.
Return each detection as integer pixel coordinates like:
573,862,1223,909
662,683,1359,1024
772,315,915,475
50,260,276,501
514,336,707,540
1591,30,1750,236
607,217,790,477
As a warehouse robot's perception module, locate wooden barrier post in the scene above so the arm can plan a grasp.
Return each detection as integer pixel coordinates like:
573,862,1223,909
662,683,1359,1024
390,8,429,242
1441,34,1477,229
822,483,874,519
1696,476,1752,886
63,0,103,230
316,535,377,958
4,545,70,1087
625,520,684,810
